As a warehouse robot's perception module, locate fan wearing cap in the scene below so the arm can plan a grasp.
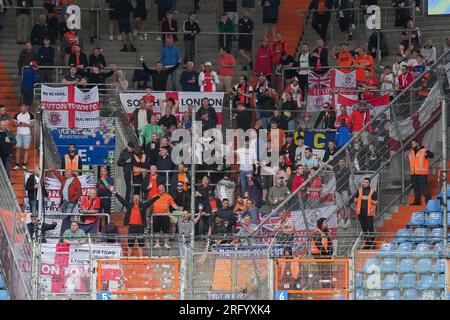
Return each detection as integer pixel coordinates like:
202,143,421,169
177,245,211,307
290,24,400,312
68,44,88,70
198,61,220,92
20,60,39,105
314,102,336,130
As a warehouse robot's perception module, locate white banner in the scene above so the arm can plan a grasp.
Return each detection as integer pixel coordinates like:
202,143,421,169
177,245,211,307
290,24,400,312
331,69,358,112
42,85,100,129
39,243,121,295
119,91,224,125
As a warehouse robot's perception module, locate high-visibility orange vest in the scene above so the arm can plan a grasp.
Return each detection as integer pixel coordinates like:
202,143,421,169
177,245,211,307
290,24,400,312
279,261,300,279
311,228,328,255
409,148,430,175
355,187,376,216
64,154,79,171
133,154,146,176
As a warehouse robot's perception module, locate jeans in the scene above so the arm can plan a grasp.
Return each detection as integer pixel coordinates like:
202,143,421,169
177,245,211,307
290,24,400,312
1,155,11,179
170,70,177,90
62,200,78,217
184,39,196,64
288,119,296,131
364,14,374,39
29,200,38,214
239,170,253,194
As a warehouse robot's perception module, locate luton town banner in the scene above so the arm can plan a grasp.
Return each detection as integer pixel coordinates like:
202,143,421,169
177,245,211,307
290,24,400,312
42,85,100,129
119,91,224,126
307,70,332,112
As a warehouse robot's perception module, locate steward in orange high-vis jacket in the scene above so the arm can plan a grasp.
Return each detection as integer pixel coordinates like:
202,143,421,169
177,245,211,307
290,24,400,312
409,139,434,205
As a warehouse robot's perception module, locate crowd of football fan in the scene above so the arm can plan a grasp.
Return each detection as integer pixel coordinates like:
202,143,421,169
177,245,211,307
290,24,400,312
0,0,449,254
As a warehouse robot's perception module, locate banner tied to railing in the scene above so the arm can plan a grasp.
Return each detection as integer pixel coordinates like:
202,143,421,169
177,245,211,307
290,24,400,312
41,85,100,129
40,243,121,295
119,91,224,126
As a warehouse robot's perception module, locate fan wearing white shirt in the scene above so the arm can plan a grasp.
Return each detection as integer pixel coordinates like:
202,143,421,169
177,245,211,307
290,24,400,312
13,104,35,170
235,139,257,194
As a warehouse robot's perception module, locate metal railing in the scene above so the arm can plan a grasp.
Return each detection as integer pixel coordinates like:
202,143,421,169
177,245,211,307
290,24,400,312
0,160,32,300
255,51,450,255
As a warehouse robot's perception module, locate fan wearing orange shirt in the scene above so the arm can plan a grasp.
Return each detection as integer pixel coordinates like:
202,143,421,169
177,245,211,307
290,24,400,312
354,47,373,83
80,189,101,232
152,184,179,249
332,42,354,73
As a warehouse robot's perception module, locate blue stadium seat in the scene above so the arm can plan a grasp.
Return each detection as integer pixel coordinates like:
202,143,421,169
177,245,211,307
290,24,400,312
381,258,398,273
393,229,412,243
376,242,395,257
415,259,432,273
424,200,442,213
355,289,364,300
412,228,428,242
0,275,5,289
412,243,431,257
437,184,450,199
355,273,363,288
396,242,413,257
407,212,425,227
381,274,398,289
420,290,437,300
434,274,445,289
433,242,444,257
403,289,418,300
399,259,415,273
367,290,382,300
424,212,443,227
0,290,9,300
417,275,434,290
432,259,445,274
399,274,417,289
385,290,400,300
361,258,379,273
428,228,445,242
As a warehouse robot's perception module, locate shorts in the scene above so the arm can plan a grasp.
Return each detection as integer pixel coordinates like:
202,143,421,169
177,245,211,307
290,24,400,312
152,215,170,233
118,17,131,33
127,224,145,247
15,134,31,149
263,17,278,24
134,6,148,20
238,36,252,51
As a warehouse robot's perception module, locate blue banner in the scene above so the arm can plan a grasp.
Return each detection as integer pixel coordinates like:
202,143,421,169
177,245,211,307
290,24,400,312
51,118,116,166
295,130,336,150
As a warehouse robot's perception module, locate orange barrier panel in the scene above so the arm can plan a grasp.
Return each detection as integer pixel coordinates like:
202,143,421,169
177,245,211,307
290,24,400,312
97,259,180,300
275,258,349,300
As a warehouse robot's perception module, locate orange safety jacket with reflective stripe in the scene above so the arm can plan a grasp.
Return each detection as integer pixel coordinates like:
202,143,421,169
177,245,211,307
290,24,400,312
133,154,146,176
355,187,376,216
409,148,430,175
311,228,328,255
64,154,79,171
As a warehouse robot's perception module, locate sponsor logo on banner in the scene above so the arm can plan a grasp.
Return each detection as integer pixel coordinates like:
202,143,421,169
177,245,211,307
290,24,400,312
42,85,100,129
307,70,332,112
119,91,224,126
51,118,116,166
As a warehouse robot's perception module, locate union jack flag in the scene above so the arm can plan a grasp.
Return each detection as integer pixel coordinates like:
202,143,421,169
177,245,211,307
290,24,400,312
308,70,332,90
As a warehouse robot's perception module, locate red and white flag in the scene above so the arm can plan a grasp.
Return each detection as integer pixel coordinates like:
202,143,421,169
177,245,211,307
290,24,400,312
331,69,358,112
337,93,391,118
42,85,100,129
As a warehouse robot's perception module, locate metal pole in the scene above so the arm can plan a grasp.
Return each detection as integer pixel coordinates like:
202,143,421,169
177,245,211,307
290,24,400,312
440,89,448,300
189,105,196,300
